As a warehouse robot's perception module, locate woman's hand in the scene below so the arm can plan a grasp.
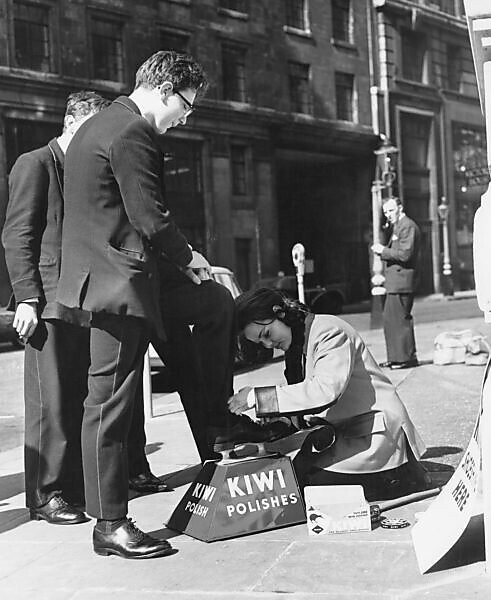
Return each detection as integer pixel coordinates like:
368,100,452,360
228,386,253,415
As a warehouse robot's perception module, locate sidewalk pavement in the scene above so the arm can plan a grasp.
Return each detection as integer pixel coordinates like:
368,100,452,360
1,311,491,599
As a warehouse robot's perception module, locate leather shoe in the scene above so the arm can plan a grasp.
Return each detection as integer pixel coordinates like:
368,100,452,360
379,361,393,368
129,471,173,494
93,518,176,559
390,359,419,370
209,415,295,451
29,495,89,525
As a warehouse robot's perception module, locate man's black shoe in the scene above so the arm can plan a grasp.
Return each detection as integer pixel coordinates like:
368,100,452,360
210,415,295,451
93,518,177,559
29,495,89,525
129,471,173,494
390,359,419,370
379,361,393,368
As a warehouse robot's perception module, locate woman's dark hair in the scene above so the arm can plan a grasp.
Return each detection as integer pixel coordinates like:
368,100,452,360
236,287,309,342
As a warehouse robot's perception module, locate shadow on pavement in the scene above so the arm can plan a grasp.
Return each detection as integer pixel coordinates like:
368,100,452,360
428,513,485,573
162,464,203,489
144,442,164,457
421,459,455,488
0,508,29,534
422,446,462,459
0,472,24,501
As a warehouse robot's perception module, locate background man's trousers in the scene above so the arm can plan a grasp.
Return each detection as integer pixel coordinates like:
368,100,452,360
383,293,417,363
24,320,89,508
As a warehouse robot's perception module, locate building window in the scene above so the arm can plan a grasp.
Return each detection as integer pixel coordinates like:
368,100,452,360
400,29,427,83
91,15,124,82
218,0,248,13
231,145,247,195
288,61,312,114
222,44,247,102
13,1,52,72
332,0,353,43
422,0,457,15
160,30,189,53
335,72,354,121
286,0,308,31
5,118,60,172
446,44,463,92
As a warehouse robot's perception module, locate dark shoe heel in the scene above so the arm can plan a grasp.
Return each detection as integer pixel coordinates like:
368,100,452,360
213,441,235,453
29,510,42,521
94,548,111,557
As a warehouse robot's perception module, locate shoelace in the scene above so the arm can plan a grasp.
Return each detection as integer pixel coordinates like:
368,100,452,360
126,518,145,542
53,496,69,509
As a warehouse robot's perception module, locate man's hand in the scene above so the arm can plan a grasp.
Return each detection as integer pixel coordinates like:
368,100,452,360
371,243,385,255
228,386,254,415
13,302,38,341
183,251,212,284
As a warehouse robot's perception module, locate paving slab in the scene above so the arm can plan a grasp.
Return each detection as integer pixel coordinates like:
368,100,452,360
2,308,491,599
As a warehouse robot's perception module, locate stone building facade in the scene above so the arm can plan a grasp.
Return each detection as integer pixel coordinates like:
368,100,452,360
0,0,483,306
373,0,487,294
0,0,378,305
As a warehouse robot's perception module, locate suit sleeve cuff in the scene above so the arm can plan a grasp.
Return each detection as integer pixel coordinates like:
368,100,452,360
254,386,280,417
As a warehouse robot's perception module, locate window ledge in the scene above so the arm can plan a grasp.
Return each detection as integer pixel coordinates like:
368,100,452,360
217,8,249,20
394,76,432,89
283,25,313,39
6,67,58,80
331,38,358,53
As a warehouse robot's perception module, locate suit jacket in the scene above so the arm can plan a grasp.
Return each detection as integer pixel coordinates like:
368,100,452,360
2,139,89,325
254,314,425,474
381,214,421,294
57,96,192,333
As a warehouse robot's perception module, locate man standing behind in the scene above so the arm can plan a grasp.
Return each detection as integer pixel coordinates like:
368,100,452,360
2,92,109,526
371,197,421,370
56,52,208,559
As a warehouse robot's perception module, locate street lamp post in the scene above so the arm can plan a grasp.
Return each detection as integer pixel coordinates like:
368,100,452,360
370,136,398,328
437,196,454,297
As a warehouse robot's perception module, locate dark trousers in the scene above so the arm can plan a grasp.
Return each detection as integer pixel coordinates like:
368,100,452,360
83,314,148,519
149,276,236,461
383,293,417,363
24,319,89,508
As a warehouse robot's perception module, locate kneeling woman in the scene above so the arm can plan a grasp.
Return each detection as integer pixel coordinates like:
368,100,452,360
228,288,431,501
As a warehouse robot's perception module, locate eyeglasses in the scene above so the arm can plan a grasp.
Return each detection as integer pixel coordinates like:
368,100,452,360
174,90,195,117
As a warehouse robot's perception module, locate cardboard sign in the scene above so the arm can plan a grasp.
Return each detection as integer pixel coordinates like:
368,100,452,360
305,485,371,535
411,360,486,573
167,454,305,542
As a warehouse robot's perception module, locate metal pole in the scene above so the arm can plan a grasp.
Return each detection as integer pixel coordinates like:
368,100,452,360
438,197,454,296
292,243,306,304
370,179,386,329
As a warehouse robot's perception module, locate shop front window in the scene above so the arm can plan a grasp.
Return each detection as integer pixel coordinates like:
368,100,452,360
452,124,489,289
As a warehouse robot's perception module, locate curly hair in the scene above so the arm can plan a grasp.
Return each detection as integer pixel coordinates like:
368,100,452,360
64,91,110,129
134,51,208,94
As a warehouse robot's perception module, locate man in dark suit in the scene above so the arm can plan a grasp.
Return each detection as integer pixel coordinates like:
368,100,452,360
371,197,421,370
56,52,281,559
2,92,110,526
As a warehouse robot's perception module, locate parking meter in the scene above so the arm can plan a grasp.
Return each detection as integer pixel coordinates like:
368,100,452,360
291,243,306,304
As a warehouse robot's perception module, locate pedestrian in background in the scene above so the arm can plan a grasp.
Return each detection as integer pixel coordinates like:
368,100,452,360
2,92,108,526
372,197,421,370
